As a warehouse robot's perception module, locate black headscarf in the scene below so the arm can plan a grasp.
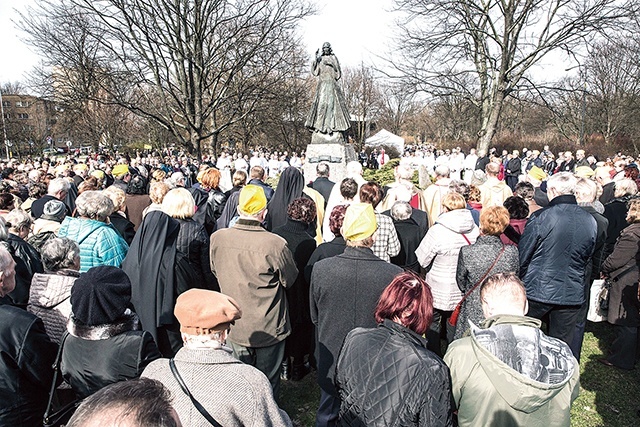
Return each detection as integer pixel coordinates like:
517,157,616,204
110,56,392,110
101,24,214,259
265,167,305,231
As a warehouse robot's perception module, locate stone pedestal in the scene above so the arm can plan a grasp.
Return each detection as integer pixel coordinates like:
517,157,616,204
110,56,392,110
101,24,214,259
303,141,357,185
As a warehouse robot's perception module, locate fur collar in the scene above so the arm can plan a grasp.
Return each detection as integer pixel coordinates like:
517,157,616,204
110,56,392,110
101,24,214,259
67,310,140,340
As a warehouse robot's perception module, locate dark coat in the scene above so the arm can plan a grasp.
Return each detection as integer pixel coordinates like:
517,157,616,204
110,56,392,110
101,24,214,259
175,218,217,290
310,246,402,396
454,235,520,340
599,181,616,205
124,194,151,231
123,211,183,357
304,236,347,283
217,191,241,229
0,305,57,427
336,320,453,427
6,234,44,309
382,208,429,238
273,219,317,359
519,194,597,306
391,217,425,273
601,223,640,326
247,178,275,202
61,313,161,398
204,188,227,235
581,205,609,282
187,186,209,227
109,213,136,245
603,196,633,259
311,177,335,207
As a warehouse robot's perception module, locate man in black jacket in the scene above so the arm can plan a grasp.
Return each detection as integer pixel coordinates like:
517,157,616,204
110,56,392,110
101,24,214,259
311,203,402,427
310,162,335,208
0,246,58,426
519,172,597,350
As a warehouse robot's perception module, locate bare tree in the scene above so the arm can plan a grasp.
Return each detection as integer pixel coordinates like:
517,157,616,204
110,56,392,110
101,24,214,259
342,64,381,145
390,0,635,153
20,0,313,159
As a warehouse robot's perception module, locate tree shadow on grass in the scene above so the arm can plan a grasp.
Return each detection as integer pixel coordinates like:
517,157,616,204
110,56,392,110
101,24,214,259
578,321,640,427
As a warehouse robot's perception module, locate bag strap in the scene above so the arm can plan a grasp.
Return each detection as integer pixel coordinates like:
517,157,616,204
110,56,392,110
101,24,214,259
457,245,506,307
608,264,638,283
170,358,222,427
461,233,471,245
43,331,69,424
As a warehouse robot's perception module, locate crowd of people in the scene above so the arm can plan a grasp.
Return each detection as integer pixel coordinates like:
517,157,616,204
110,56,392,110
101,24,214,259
0,143,637,426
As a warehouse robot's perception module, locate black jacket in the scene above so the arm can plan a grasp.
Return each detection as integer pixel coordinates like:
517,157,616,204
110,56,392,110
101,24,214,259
6,234,44,309
310,246,402,395
335,320,453,427
109,213,136,245
519,194,597,305
0,304,58,426
61,313,161,399
175,218,217,290
311,177,335,207
204,188,227,235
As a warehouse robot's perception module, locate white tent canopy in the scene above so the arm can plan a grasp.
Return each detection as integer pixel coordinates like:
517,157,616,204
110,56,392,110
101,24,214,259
364,129,405,153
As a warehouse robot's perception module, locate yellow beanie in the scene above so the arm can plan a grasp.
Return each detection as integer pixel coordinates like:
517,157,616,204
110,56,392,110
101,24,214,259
238,185,267,215
575,166,595,178
342,203,377,241
112,164,130,177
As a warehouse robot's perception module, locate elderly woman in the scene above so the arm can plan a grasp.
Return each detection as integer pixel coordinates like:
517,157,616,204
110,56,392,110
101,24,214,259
273,198,318,381
161,188,217,290
103,186,135,245
453,206,520,340
501,195,529,246
360,182,400,262
57,191,129,272
335,272,453,425
142,181,170,218
3,209,44,309
600,199,640,370
416,192,479,354
27,238,80,343
124,174,151,231
61,266,161,399
304,204,348,284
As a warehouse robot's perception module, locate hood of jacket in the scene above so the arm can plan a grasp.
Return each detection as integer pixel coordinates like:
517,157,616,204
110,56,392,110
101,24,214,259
29,270,79,309
436,209,477,234
60,216,112,245
470,315,576,413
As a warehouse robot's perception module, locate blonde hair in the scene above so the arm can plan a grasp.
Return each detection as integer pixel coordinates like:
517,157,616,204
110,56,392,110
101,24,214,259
626,199,640,224
442,192,466,211
161,188,196,219
480,206,510,236
102,186,126,212
149,182,170,205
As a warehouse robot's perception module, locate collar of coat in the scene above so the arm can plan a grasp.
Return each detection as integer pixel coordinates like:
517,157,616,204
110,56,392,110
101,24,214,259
381,318,428,348
234,218,265,230
67,311,140,340
548,194,577,207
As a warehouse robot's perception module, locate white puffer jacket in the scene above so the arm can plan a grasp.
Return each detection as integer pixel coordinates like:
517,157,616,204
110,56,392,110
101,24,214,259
416,209,479,310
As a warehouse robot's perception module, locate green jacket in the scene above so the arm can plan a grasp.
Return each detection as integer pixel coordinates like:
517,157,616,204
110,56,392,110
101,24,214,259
444,315,579,427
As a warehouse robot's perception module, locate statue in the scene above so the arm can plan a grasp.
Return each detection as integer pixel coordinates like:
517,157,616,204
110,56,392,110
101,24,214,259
305,42,351,142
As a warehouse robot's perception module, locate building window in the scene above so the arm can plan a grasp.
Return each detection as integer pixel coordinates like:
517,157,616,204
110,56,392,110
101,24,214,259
17,113,29,119
3,113,10,119
15,101,31,107
1,101,9,108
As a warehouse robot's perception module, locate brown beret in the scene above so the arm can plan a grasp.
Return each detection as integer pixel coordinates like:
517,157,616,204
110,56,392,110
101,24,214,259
174,289,242,335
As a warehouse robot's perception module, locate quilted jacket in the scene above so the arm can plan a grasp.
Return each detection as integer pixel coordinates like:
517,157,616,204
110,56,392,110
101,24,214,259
519,194,597,305
58,216,129,272
335,319,453,427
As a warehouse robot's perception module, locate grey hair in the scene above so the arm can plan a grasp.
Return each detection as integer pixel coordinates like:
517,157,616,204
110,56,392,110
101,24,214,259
614,178,638,199
396,162,414,180
391,201,412,221
0,245,12,273
346,161,363,177
75,191,115,222
435,165,450,178
575,178,598,203
0,218,8,241
316,162,330,177
41,237,80,272
5,209,32,233
48,178,71,196
547,172,577,196
169,172,185,187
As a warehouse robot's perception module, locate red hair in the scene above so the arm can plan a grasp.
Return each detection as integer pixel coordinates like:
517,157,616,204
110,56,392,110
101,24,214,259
375,271,433,335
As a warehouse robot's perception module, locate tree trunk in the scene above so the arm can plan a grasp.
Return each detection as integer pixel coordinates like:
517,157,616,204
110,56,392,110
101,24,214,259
476,91,505,155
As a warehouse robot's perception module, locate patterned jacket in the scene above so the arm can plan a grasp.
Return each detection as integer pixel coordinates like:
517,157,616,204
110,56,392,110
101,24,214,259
143,347,292,427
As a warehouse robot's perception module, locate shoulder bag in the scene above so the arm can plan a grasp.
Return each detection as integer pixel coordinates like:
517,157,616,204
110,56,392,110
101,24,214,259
170,358,222,427
448,245,506,327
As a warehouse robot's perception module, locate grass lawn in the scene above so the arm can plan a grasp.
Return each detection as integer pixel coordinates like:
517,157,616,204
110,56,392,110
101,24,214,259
281,321,640,427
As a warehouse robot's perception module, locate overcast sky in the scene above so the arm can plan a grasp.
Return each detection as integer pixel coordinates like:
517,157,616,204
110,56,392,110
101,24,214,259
0,0,398,84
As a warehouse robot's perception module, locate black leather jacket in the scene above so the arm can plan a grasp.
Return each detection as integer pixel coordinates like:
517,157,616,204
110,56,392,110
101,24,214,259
0,304,57,426
6,234,44,309
335,320,453,426
205,189,227,235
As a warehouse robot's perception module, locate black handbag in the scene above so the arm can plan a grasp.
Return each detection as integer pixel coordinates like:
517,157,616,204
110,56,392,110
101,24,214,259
43,332,83,427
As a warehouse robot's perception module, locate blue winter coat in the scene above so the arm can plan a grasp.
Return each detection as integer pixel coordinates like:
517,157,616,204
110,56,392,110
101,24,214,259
58,217,129,272
519,194,597,306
